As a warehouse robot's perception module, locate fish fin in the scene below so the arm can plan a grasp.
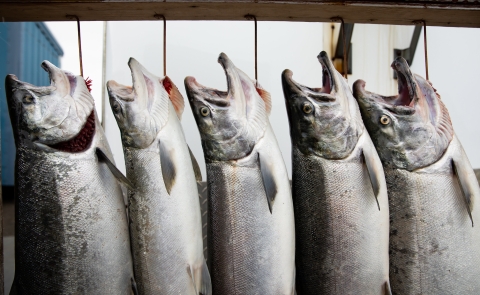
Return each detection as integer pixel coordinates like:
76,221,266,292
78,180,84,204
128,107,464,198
361,147,382,211
256,86,272,114
163,76,185,119
96,148,134,190
258,153,278,214
383,280,392,295
187,265,198,294
195,258,212,295
452,158,475,227
189,145,202,182
131,277,139,295
159,140,176,195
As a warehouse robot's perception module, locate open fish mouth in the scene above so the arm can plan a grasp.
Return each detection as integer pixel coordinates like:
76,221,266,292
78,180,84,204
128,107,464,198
353,56,417,115
282,51,337,103
40,61,96,152
390,57,416,107
41,60,78,98
184,54,231,107
317,51,336,96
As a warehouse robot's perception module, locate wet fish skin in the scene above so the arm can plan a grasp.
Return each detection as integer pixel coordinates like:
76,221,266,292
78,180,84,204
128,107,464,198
5,61,135,294
185,53,295,295
107,58,211,295
283,51,390,295
354,56,480,294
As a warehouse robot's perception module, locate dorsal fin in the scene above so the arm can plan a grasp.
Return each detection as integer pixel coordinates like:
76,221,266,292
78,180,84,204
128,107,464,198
163,76,185,119
256,86,272,115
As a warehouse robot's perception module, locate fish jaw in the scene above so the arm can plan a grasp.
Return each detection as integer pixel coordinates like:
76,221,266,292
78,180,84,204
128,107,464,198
185,53,268,162
5,61,94,149
353,57,453,170
282,51,361,159
107,57,170,149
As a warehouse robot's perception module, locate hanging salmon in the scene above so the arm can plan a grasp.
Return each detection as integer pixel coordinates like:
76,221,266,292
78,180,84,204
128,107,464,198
5,61,136,294
282,51,391,295
107,58,211,295
354,56,480,294
185,53,295,295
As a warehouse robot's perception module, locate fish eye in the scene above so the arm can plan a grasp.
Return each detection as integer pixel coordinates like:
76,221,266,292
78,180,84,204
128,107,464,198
302,102,313,114
200,107,210,117
112,101,121,114
380,115,391,125
23,95,34,104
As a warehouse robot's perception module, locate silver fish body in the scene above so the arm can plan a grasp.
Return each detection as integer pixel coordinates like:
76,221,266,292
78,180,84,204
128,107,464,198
186,53,295,295
107,58,211,295
385,136,480,294
6,62,135,294
283,51,390,295
354,57,480,294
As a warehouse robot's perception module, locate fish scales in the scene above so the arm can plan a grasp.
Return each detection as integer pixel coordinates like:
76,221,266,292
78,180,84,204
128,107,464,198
125,147,196,294
208,160,283,294
6,61,135,294
386,150,480,294
15,145,133,294
293,144,387,295
283,51,390,294
186,53,295,295
107,58,210,295
353,56,480,294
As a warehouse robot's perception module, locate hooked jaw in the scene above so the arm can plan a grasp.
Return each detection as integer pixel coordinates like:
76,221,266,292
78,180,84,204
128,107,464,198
391,57,416,107
353,57,416,111
41,60,76,98
317,51,336,94
281,51,337,105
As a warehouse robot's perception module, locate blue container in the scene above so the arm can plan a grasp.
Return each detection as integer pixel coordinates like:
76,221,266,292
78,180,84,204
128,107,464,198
0,22,63,187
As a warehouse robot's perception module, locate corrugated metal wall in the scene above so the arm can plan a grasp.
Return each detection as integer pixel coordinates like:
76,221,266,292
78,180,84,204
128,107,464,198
0,22,63,187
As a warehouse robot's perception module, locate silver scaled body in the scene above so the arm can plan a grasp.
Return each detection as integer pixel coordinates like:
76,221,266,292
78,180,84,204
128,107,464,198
14,116,134,294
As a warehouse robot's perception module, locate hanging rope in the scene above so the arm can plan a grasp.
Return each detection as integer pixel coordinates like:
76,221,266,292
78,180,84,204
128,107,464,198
331,16,348,79
413,19,429,80
66,14,83,77
244,14,258,84
154,14,167,76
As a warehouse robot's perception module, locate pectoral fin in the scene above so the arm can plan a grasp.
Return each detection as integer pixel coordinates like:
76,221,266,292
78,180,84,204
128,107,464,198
96,148,134,190
383,281,392,295
362,147,383,211
159,140,176,195
187,261,212,295
189,145,202,182
452,159,476,227
258,153,278,214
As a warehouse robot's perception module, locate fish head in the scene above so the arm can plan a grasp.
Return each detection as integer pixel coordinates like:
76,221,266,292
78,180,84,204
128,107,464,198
5,60,94,148
185,52,269,161
107,58,179,148
282,51,363,159
353,56,453,170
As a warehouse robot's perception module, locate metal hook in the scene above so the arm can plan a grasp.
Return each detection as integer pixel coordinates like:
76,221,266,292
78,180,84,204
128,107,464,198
154,14,167,76
331,16,348,79
66,14,83,76
245,14,258,84
413,19,429,80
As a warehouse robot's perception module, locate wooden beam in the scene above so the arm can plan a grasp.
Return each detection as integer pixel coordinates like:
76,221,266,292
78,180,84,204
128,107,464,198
0,1,479,27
